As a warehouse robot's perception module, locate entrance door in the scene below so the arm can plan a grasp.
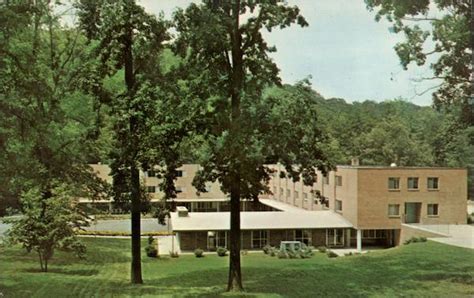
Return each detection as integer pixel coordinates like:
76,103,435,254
405,203,421,223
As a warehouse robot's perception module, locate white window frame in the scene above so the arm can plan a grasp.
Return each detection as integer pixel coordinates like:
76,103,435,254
335,199,342,212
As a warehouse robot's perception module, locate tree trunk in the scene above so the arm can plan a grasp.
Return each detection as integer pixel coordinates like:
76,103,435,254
227,0,244,291
124,13,143,284
227,175,243,291
38,251,44,272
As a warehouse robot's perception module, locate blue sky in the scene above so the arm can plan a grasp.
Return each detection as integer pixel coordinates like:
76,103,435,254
139,0,440,106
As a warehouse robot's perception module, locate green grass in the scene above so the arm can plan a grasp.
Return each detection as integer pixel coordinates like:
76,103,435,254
1,238,473,297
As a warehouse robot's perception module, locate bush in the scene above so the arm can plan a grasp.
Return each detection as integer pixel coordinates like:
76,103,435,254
270,248,276,257
404,237,428,245
262,245,272,254
299,246,313,258
287,249,298,259
317,246,327,253
326,250,338,258
145,236,158,258
277,250,289,259
169,251,179,258
241,249,248,256
194,248,204,258
216,247,227,257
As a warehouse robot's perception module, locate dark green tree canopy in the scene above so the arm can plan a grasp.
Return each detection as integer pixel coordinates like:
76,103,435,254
365,0,473,125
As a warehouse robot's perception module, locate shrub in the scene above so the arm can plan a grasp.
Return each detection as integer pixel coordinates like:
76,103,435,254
301,246,314,258
326,250,338,258
147,235,154,245
145,236,158,258
317,246,327,253
277,250,289,259
404,237,428,245
169,251,179,258
241,249,248,256
194,248,204,258
287,249,298,259
270,248,276,257
216,247,227,257
262,245,272,254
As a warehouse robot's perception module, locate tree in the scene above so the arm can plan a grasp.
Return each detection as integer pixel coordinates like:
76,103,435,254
365,0,473,125
0,1,107,215
5,184,88,272
174,1,330,291
355,118,433,166
76,0,177,284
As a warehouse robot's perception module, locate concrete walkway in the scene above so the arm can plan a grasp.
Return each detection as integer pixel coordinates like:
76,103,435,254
417,224,473,249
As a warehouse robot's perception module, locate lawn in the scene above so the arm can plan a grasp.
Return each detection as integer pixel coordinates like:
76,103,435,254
0,238,473,297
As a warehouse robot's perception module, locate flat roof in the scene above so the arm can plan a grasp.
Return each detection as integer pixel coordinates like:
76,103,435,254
259,199,308,212
170,210,353,231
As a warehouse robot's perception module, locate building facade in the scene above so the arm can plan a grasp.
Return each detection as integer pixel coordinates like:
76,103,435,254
86,163,468,250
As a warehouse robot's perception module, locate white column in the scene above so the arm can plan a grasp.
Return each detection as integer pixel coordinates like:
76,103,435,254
357,229,362,252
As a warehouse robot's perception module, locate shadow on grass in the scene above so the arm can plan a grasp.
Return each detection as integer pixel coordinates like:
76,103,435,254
22,267,100,276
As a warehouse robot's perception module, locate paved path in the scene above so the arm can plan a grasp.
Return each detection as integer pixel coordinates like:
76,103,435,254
0,218,169,235
86,218,169,233
419,224,473,249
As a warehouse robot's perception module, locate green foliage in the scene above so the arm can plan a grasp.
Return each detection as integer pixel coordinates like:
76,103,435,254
317,246,328,253
277,250,289,259
216,247,228,257
194,248,204,258
262,245,272,254
326,251,339,258
4,184,88,272
0,0,109,216
404,236,428,245
366,0,473,125
145,237,158,258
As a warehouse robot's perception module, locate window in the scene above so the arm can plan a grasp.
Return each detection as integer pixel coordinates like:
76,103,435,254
195,202,217,212
147,170,156,177
176,186,184,193
295,229,312,245
286,189,291,198
303,192,308,200
208,231,227,250
294,191,299,199
175,170,183,177
428,177,439,190
326,229,344,246
314,174,318,183
362,230,386,239
273,186,277,195
280,187,284,195
146,186,156,193
251,230,268,248
407,177,419,190
428,204,439,216
323,175,329,185
388,204,400,217
388,177,400,190
335,199,342,212
335,175,342,186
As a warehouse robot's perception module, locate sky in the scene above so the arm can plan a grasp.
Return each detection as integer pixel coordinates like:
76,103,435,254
138,0,440,106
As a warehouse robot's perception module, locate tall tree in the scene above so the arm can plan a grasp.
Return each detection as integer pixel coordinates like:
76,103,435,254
174,1,330,291
365,0,473,125
0,1,106,215
76,0,171,284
